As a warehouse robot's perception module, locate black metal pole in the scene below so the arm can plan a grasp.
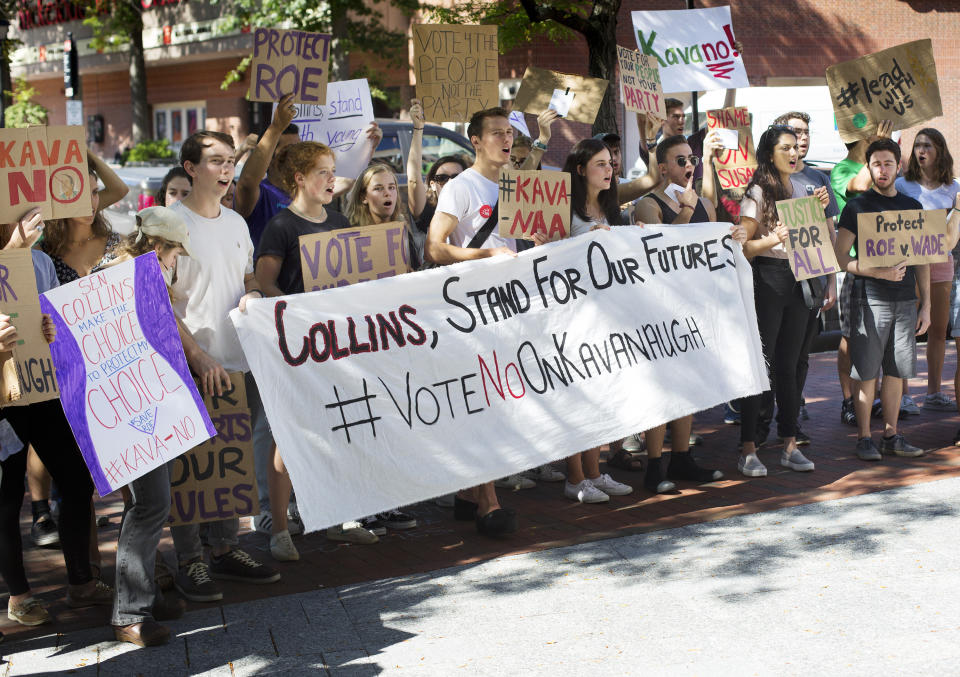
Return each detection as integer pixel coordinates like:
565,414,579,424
687,0,697,133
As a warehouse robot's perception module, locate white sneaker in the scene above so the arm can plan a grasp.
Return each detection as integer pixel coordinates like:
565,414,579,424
738,453,767,477
587,473,633,496
270,530,299,561
523,464,566,482
494,474,536,490
780,448,815,472
255,509,302,536
564,480,609,503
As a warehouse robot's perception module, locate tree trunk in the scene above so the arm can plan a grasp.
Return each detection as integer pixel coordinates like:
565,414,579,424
329,4,349,81
129,11,149,144
587,1,620,137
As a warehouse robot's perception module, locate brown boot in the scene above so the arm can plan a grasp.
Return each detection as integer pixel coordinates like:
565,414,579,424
114,620,170,647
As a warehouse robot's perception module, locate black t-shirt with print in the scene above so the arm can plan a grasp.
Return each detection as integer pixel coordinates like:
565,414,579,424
257,207,351,295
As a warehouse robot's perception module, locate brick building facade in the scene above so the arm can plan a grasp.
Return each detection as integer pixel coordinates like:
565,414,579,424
8,0,959,170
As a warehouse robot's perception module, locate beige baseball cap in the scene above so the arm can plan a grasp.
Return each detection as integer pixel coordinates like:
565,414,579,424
135,206,194,258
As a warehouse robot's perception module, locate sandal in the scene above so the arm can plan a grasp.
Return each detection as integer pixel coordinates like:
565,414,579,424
607,449,645,472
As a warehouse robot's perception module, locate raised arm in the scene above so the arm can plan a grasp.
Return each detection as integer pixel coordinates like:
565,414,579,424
520,109,559,170
406,100,428,218
235,93,297,218
88,149,129,210
701,130,720,208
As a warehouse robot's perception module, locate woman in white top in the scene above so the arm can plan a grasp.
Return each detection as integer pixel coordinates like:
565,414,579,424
737,126,819,479
533,139,634,503
894,128,960,413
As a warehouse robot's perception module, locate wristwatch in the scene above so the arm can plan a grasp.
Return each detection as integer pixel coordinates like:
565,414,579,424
532,139,548,151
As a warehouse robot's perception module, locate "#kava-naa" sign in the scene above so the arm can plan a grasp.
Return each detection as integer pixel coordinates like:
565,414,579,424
498,169,571,242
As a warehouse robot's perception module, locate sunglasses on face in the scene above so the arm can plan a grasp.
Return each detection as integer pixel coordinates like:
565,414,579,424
675,155,700,167
433,173,460,184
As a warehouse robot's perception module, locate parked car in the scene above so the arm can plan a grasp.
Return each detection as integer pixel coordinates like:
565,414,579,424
104,163,177,235
373,119,474,190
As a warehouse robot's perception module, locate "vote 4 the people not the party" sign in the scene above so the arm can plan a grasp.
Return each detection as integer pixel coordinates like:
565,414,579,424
40,254,215,496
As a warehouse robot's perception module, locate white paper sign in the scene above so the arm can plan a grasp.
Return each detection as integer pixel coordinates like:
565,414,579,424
66,100,84,127
715,128,739,150
665,183,687,202
632,6,749,93
288,78,375,181
548,88,575,117
231,224,767,531
40,255,216,496
509,110,531,138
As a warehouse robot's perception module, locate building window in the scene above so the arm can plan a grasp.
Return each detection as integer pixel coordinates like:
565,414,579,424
153,101,206,149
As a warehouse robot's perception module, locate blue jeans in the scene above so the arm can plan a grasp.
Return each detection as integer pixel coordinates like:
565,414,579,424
112,464,170,625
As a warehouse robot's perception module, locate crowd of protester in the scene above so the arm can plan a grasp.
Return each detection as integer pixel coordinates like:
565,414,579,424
1,90,959,650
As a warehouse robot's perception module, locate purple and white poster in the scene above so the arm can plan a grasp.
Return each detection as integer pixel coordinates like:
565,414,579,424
40,254,215,496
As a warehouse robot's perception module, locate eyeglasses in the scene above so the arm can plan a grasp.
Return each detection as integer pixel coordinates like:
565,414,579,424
433,173,460,184
675,155,700,167
790,127,810,138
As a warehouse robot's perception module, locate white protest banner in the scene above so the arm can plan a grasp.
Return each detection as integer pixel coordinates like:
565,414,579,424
232,224,767,531
248,27,332,105
632,6,748,93
287,79,375,181
40,254,216,497
0,125,90,224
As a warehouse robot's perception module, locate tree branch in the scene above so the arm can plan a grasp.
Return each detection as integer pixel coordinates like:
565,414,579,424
518,0,600,43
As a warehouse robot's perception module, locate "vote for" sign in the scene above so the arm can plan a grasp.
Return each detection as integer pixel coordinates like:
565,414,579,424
0,126,90,224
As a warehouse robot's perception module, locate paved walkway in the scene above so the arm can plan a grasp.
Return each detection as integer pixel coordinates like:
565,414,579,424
3,348,960,673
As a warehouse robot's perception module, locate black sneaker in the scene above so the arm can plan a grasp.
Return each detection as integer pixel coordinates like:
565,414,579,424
359,516,387,536
31,515,60,548
841,398,857,426
377,510,417,530
210,549,280,585
667,453,723,483
174,560,223,602
644,460,677,494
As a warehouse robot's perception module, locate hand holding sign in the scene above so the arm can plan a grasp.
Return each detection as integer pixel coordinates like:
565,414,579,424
4,208,45,250
548,88,575,118
0,315,18,351
273,93,298,131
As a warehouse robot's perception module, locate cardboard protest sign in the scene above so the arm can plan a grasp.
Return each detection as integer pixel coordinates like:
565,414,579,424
497,169,571,242
169,372,257,526
856,209,949,269
617,46,666,117
299,221,411,292
0,126,90,224
288,79,375,180
248,27,332,104
827,39,941,142
706,107,756,214
776,196,840,281
233,223,767,531
413,24,499,123
40,254,216,497
631,6,748,93
0,249,58,406
512,67,609,125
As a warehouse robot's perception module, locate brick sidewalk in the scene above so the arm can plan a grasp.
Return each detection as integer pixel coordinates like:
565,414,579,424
4,348,960,644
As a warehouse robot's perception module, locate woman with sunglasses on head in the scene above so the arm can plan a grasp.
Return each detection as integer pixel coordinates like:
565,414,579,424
736,125,829,478
895,129,960,416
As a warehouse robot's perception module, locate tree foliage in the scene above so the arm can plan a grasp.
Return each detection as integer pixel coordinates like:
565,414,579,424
4,77,48,127
214,0,420,89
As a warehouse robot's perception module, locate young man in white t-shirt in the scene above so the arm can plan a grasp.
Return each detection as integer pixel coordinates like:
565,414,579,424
169,131,281,602
425,107,521,537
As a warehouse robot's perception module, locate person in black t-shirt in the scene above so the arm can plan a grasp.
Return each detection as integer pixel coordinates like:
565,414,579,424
835,138,959,461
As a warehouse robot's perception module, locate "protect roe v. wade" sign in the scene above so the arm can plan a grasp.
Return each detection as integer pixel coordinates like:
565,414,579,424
0,126,90,224
856,209,949,268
